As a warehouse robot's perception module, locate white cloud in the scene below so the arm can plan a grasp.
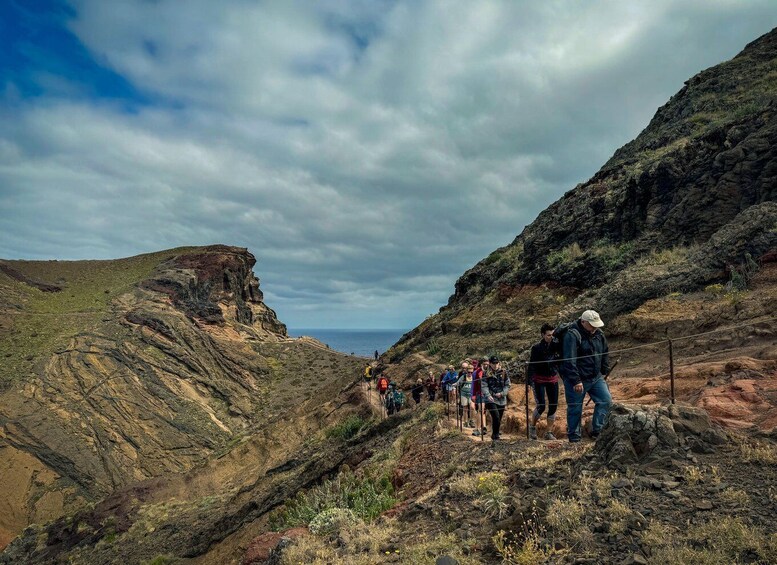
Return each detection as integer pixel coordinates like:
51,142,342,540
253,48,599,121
1,0,775,327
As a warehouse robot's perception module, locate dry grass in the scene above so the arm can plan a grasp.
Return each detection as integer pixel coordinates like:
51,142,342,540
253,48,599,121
644,516,777,565
738,440,777,464
279,520,480,565
545,496,588,547
719,488,751,507
449,471,509,519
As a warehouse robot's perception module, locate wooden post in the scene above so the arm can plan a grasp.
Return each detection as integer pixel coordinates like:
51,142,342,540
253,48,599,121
668,338,676,405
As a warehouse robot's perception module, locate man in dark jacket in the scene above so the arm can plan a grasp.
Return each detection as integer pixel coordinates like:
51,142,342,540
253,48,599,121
559,310,611,443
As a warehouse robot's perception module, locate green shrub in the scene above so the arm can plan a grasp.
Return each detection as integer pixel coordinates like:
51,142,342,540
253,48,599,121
308,507,359,536
547,243,583,270
704,283,725,294
591,240,635,270
427,338,441,355
325,415,368,440
269,470,397,531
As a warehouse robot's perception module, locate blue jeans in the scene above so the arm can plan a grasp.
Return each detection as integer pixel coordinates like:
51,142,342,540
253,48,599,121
562,376,612,442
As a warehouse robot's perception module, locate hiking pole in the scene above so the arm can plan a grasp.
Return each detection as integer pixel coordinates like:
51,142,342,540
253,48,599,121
480,396,486,441
585,360,619,407
446,384,450,421
525,371,530,440
455,385,462,431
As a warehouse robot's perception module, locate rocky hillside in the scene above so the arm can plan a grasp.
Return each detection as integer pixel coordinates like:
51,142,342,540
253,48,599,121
389,27,777,366
3,27,777,565
0,245,365,550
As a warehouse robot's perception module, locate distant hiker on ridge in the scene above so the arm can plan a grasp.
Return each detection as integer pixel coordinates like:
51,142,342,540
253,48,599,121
374,350,379,361
558,310,612,443
528,323,560,440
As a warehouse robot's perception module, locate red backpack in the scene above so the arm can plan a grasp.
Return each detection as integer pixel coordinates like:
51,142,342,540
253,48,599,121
377,376,389,392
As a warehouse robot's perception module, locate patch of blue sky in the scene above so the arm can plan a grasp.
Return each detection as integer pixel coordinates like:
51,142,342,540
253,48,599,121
0,0,151,110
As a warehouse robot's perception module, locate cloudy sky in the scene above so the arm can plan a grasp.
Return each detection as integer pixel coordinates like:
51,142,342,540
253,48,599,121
1,1,775,329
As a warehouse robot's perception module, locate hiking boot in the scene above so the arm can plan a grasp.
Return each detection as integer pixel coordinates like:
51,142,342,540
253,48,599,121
467,419,475,428
544,431,556,440
472,430,482,436
529,425,537,440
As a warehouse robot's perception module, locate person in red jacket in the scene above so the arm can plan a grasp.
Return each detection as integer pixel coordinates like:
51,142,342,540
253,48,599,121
376,374,389,401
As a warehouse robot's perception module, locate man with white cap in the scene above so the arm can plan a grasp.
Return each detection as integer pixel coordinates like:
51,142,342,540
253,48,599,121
559,309,611,443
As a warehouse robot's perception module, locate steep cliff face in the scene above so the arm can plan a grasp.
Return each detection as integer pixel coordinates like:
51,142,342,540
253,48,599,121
463,28,776,300
391,27,777,364
0,245,360,549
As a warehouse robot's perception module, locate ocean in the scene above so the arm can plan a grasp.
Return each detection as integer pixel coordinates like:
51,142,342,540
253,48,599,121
287,328,409,358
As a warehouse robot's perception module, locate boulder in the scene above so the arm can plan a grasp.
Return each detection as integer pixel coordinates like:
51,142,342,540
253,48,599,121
595,404,727,468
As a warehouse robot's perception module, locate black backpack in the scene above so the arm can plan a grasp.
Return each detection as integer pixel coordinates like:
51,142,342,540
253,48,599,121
553,321,580,344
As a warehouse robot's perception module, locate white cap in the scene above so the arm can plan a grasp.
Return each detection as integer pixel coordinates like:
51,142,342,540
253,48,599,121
581,310,604,328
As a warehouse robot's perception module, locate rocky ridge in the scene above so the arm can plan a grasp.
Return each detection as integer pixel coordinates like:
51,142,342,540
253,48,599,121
0,245,363,551
389,27,777,365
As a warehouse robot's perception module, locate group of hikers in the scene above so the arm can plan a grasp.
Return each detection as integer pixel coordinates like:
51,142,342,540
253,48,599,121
363,310,612,444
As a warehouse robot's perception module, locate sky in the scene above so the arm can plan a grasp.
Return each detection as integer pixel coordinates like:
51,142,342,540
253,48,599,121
1,1,775,329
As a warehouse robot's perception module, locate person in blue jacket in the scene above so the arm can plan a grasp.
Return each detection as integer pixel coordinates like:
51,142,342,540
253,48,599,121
559,310,611,443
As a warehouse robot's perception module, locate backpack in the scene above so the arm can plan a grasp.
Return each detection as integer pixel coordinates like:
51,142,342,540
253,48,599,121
377,376,388,392
385,388,404,414
553,321,580,344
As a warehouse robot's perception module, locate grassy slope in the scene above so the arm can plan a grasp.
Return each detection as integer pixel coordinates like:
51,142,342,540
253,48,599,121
0,247,203,388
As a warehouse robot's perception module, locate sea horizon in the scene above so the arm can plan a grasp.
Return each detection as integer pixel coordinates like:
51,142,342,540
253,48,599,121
288,328,410,357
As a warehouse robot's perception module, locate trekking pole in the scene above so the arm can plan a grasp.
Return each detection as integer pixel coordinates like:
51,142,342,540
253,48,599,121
455,385,462,431
525,372,530,440
480,398,485,443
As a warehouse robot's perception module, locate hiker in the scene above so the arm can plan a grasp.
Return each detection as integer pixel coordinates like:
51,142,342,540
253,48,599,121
441,365,457,403
471,359,487,437
558,310,612,443
482,356,511,441
385,382,405,415
376,374,389,401
374,350,379,361
364,364,373,388
425,371,438,401
453,362,475,427
528,323,560,440
411,378,424,405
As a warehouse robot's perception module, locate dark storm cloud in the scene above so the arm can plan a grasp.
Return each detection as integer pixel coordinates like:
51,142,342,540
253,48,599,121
1,0,775,328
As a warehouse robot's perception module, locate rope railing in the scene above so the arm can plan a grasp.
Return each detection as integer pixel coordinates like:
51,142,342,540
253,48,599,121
428,316,777,441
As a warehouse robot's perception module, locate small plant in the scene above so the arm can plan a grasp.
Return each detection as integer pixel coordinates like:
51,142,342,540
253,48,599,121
720,488,750,506
493,529,555,565
547,242,583,269
683,465,705,484
143,557,176,565
427,338,441,355
704,283,725,294
325,414,368,440
308,507,359,536
739,440,777,464
269,469,397,531
545,496,585,538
